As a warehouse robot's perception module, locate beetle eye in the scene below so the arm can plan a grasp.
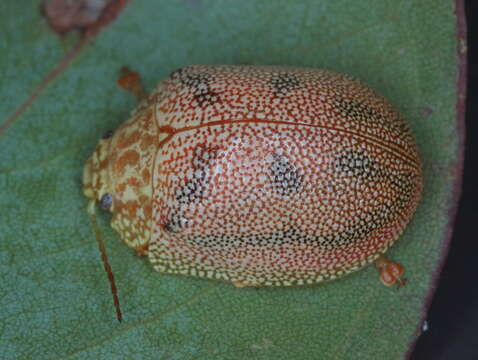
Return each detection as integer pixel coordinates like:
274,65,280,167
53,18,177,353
100,193,113,210
102,130,113,139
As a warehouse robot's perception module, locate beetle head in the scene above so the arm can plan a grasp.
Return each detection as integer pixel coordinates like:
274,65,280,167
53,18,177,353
82,132,122,322
83,121,155,252
83,134,114,212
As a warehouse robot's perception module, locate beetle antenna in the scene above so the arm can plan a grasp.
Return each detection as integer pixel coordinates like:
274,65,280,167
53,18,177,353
87,200,123,322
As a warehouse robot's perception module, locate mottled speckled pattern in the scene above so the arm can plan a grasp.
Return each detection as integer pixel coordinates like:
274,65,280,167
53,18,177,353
83,65,422,286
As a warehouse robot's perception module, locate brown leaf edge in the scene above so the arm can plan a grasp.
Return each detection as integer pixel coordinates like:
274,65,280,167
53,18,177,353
0,0,130,138
405,0,467,357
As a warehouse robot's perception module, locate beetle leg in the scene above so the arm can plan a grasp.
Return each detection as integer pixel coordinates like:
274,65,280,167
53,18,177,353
134,243,149,256
117,66,147,101
374,255,406,287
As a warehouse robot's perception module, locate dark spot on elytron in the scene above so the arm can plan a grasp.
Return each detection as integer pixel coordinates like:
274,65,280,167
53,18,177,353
163,213,188,233
324,166,416,247
271,72,301,97
168,145,220,232
185,171,416,249
187,228,313,249
176,180,204,204
163,221,175,233
194,89,219,108
334,151,382,179
335,98,411,138
169,67,184,79
100,193,113,211
175,145,217,204
102,130,113,140
182,172,418,251
173,70,219,108
333,150,417,215
335,98,382,122
388,171,417,213
184,221,389,250
268,153,303,196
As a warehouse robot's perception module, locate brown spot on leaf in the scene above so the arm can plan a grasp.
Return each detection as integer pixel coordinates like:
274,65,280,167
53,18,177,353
41,0,129,36
422,106,434,118
42,0,113,34
0,0,129,139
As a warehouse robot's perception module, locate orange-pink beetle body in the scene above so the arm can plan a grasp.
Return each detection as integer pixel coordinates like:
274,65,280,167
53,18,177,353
83,65,422,288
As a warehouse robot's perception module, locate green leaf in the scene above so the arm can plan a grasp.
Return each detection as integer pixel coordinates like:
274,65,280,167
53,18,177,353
0,1,463,359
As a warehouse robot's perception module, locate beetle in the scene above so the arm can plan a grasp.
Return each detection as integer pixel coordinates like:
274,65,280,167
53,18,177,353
83,65,422,321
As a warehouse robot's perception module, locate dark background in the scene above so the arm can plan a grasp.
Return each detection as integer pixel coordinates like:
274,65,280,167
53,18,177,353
412,1,477,359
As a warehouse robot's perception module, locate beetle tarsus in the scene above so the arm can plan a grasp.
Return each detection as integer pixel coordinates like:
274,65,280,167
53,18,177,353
374,255,406,288
117,66,147,101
